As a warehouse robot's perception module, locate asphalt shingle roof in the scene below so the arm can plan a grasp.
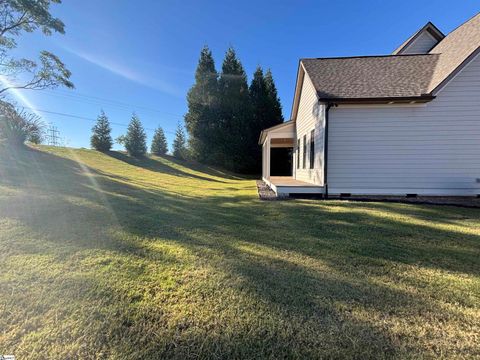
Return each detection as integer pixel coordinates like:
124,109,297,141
428,12,480,92
300,12,480,100
301,55,439,99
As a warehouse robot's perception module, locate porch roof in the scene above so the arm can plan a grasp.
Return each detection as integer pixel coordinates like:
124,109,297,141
258,120,294,145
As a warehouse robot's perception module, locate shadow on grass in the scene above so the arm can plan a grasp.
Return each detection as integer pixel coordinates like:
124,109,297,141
1,145,479,358
106,151,245,183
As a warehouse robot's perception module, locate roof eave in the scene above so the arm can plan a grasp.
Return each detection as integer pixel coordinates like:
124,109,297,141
258,120,294,145
317,95,436,104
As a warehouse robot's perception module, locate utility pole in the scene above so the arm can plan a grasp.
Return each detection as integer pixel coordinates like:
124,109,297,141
46,124,60,146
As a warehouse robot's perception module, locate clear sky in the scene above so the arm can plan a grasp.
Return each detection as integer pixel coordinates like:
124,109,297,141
6,0,479,149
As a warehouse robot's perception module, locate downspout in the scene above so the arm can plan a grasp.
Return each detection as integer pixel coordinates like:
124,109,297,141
323,102,336,199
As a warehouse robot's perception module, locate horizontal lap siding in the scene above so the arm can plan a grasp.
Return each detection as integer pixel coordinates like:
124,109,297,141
401,31,438,54
328,54,480,196
294,72,325,185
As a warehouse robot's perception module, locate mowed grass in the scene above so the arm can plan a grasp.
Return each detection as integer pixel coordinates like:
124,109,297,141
0,145,479,359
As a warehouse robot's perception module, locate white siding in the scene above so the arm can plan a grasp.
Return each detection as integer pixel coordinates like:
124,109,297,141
328,53,480,196
401,31,438,54
294,72,325,185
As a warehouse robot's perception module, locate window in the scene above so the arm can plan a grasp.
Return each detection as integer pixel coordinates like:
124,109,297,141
296,138,300,169
303,135,306,169
310,130,315,169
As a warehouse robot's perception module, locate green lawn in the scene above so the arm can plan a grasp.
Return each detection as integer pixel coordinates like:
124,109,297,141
1,145,479,359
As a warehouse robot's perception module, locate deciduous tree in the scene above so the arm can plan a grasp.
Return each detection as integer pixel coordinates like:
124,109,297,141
0,0,73,94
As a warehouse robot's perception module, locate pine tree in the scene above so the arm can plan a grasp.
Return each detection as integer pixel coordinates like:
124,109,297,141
184,46,219,163
90,110,113,151
150,126,168,155
172,124,187,159
248,67,271,172
218,47,252,172
124,113,147,157
264,69,284,127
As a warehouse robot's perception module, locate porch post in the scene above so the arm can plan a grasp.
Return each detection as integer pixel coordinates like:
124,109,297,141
266,135,271,180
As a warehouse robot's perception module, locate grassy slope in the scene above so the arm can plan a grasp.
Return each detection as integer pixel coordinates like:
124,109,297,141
0,145,479,359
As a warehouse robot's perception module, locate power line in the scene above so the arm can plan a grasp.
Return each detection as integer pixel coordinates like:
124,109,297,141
18,106,177,135
41,89,185,118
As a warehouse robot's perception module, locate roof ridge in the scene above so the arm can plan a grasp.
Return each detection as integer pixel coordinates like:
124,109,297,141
301,54,438,61
439,11,480,40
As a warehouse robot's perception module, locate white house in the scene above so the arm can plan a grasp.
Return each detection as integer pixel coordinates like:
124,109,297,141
259,13,480,197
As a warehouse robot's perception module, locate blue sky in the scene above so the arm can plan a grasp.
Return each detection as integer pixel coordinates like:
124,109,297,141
6,0,479,149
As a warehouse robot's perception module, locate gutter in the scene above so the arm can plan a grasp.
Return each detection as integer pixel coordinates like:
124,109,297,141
317,95,435,104
323,102,336,199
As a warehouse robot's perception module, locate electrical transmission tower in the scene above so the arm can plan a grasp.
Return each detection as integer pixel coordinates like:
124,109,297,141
46,124,60,146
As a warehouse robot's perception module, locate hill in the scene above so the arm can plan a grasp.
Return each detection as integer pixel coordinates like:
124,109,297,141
1,145,479,359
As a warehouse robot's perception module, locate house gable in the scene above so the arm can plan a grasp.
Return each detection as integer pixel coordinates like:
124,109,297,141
392,22,445,55
290,62,306,122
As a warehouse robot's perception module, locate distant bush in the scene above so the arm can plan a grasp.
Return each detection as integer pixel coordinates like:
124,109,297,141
0,100,45,145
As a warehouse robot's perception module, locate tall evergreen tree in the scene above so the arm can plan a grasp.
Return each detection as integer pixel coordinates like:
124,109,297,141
249,68,284,173
90,110,113,152
264,69,284,127
184,46,219,163
218,47,252,172
124,113,147,157
248,67,271,172
150,126,168,155
172,124,187,159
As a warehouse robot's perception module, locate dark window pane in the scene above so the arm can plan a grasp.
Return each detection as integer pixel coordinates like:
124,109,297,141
310,129,315,169
296,138,300,169
303,135,306,169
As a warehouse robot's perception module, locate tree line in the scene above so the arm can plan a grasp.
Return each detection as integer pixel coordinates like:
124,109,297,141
0,0,285,176
185,46,283,173
89,46,284,173
90,110,186,158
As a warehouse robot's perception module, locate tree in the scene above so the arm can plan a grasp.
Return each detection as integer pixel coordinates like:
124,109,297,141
184,46,219,163
123,114,147,157
116,135,126,146
90,110,112,151
217,47,252,172
246,67,284,173
264,69,284,127
172,124,187,159
150,126,168,155
248,67,270,172
0,100,45,145
0,0,73,94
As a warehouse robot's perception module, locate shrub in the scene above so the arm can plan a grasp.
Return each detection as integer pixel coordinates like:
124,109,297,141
0,100,44,145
